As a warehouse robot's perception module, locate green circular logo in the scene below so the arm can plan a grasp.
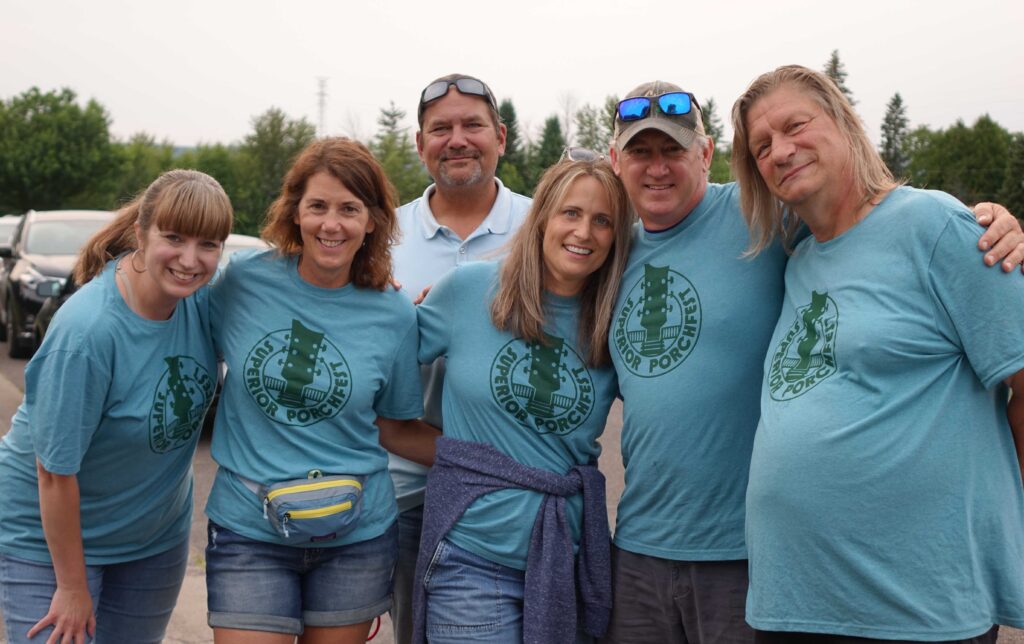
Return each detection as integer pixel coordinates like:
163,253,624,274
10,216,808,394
613,264,702,377
150,356,215,453
489,334,594,436
244,319,352,426
767,291,839,400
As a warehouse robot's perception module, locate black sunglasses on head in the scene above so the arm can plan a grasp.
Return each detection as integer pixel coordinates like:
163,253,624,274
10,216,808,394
418,77,498,120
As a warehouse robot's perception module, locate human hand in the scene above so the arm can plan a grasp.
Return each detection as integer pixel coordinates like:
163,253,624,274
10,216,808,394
27,586,95,644
413,285,432,305
973,202,1024,272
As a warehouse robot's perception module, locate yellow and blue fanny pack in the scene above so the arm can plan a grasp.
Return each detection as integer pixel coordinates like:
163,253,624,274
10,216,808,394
240,471,364,544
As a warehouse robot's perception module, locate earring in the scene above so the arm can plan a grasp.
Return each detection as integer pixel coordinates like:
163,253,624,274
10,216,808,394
130,249,148,273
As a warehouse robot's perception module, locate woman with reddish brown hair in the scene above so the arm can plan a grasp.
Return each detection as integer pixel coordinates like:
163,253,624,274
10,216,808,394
204,137,438,644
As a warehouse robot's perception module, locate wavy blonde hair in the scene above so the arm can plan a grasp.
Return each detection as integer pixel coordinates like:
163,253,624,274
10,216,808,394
730,65,898,255
490,159,633,367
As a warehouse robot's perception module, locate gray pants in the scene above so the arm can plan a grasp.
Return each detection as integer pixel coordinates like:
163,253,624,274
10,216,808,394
601,546,753,644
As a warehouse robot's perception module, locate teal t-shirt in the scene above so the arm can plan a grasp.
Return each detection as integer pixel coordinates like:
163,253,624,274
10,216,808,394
610,182,789,560
746,187,1024,639
0,262,217,564
417,261,619,571
205,250,423,547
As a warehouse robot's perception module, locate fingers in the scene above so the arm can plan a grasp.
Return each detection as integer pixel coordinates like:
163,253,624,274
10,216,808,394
413,285,432,305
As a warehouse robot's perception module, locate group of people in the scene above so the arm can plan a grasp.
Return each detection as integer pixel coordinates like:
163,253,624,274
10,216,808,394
0,66,1022,644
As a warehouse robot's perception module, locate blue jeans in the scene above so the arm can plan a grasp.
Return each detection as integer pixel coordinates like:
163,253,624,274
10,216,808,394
391,504,423,644
423,538,592,644
0,539,189,644
205,520,398,635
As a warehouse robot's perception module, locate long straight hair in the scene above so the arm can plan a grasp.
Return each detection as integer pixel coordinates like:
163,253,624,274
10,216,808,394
490,159,633,367
74,169,232,284
730,65,898,255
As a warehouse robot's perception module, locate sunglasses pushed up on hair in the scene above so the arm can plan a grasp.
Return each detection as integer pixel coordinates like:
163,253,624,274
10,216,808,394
560,147,606,162
418,77,497,116
617,92,700,122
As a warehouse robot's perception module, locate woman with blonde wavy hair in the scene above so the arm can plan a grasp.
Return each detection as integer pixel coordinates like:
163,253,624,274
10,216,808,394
0,169,232,644
411,155,633,644
203,137,438,644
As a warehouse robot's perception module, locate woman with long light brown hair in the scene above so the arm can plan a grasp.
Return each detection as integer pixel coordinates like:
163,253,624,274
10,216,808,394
0,169,232,644
412,155,633,643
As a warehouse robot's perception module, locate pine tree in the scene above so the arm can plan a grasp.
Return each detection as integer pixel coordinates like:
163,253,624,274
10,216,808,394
880,92,910,179
531,116,567,186
700,97,724,142
369,101,429,204
997,133,1024,220
823,50,856,105
497,99,528,192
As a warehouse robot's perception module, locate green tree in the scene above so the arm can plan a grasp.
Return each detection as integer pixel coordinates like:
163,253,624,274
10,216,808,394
111,133,176,204
880,92,910,179
823,50,856,105
235,108,316,234
497,99,528,193
997,134,1024,220
177,143,245,224
0,87,118,212
369,101,429,204
529,116,567,190
906,115,1012,205
574,95,618,155
700,97,725,143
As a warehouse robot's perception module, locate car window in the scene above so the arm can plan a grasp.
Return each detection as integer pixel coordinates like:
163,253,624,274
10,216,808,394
24,220,109,255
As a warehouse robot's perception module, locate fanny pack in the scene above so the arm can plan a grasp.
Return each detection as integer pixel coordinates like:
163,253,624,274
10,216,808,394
238,471,365,544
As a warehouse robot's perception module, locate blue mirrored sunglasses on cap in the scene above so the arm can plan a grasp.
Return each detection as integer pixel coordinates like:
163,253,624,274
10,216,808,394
418,77,497,117
617,92,700,121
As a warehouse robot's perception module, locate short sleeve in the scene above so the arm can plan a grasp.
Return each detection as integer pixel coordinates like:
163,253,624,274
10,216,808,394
374,317,425,420
928,210,1024,388
416,267,457,364
25,349,112,474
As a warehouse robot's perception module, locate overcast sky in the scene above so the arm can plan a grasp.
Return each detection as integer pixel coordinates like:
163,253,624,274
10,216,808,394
4,0,1022,150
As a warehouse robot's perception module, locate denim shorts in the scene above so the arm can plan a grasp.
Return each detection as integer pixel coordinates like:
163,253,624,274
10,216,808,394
423,538,593,643
0,539,189,644
205,520,397,635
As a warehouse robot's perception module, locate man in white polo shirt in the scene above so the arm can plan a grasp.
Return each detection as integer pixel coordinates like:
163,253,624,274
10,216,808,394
389,73,531,644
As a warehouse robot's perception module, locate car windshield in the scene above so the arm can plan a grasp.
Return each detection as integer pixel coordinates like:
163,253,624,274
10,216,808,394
24,220,108,255
0,221,20,244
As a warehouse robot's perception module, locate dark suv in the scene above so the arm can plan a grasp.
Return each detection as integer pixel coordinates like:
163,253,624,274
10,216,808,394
0,210,112,357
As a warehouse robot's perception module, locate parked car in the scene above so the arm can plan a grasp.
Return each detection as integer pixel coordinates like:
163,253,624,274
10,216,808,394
0,210,113,358
0,215,23,251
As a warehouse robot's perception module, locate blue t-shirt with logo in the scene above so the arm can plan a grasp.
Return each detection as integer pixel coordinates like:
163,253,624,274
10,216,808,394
610,182,789,560
0,262,217,564
390,179,531,512
205,250,423,547
417,261,618,571
746,187,1024,639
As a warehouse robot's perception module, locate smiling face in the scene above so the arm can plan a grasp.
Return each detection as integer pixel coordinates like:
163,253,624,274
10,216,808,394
541,175,616,297
416,87,506,189
135,223,223,307
745,83,853,213
610,128,713,231
293,171,375,288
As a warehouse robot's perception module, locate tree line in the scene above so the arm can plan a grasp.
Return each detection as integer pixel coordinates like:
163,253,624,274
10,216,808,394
1,51,1021,234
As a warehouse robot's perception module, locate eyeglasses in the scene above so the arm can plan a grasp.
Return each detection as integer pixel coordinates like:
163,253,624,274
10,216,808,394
561,147,605,162
617,92,700,122
418,77,498,119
